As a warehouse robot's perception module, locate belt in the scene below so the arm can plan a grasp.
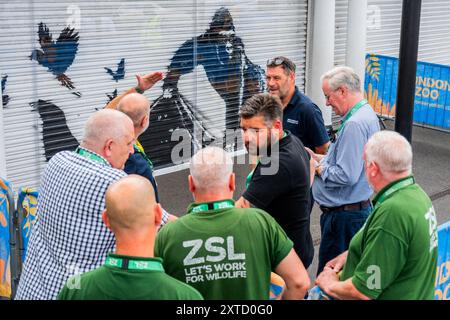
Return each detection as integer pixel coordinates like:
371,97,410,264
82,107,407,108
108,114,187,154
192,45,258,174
320,200,371,213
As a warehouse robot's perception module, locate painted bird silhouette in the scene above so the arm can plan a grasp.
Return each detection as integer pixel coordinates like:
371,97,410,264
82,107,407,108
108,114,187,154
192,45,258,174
104,58,125,82
30,22,81,97
30,99,79,161
1,75,9,107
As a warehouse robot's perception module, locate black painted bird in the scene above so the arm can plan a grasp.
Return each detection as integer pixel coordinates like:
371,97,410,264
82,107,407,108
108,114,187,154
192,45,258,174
104,58,125,82
106,89,118,102
1,75,9,107
30,99,79,161
30,22,81,97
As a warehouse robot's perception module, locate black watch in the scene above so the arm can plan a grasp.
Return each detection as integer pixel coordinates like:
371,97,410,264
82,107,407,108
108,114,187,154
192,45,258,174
135,86,144,94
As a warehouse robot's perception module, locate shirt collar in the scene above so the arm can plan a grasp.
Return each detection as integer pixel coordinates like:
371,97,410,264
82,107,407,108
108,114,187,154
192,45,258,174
372,175,415,205
286,86,301,110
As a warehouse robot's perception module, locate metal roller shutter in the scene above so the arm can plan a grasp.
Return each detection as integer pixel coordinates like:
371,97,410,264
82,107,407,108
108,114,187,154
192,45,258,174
335,0,450,65
0,0,308,190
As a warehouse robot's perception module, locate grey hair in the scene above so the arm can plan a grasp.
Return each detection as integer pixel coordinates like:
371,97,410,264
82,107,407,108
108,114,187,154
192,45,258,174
82,109,133,145
321,66,361,93
266,56,296,76
190,146,233,192
365,130,413,174
239,93,283,125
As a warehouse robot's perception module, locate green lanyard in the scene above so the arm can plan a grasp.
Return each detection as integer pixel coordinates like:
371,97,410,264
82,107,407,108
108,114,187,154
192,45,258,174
246,131,288,188
134,142,154,170
75,147,108,165
360,176,415,251
190,200,235,214
336,99,368,135
372,176,415,211
105,256,164,271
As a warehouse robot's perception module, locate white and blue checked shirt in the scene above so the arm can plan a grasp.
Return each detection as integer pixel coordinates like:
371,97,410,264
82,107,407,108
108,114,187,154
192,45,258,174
15,150,169,300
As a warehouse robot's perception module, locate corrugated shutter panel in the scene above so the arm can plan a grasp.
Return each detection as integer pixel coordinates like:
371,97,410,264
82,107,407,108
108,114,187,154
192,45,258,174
334,0,349,66
333,0,450,129
336,0,450,65
0,0,308,190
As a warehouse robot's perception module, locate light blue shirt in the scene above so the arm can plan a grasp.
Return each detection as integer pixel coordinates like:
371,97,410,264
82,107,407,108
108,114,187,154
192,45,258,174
312,103,380,207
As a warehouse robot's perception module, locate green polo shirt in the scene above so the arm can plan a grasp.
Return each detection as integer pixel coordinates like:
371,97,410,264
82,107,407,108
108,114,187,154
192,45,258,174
57,254,203,300
155,200,293,300
340,176,438,300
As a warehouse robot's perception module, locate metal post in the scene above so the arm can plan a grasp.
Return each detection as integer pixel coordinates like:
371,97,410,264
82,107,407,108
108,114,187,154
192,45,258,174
394,0,422,142
345,0,368,85
307,0,335,126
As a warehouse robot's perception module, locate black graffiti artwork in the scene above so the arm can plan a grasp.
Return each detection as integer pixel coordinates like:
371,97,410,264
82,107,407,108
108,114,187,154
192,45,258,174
30,22,81,97
1,75,9,107
30,99,79,161
140,7,266,167
105,58,125,82
105,89,118,105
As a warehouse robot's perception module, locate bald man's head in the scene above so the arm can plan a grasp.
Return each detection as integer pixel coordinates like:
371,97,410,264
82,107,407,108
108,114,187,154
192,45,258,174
117,93,151,135
82,109,134,147
104,175,160,233
81,109,135,169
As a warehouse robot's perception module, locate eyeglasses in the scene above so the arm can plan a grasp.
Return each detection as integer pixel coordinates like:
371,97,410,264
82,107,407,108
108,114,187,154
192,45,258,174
324,87,341,101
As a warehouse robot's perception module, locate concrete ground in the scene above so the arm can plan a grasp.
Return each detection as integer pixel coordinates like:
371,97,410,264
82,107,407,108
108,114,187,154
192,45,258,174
155,120,450,282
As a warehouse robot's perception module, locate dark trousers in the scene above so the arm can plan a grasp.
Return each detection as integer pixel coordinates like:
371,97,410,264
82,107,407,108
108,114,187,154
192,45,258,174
316,206,371,276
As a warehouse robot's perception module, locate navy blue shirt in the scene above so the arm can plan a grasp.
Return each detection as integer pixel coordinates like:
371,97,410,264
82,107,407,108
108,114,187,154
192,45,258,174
283,87,329,151
124,147,160,203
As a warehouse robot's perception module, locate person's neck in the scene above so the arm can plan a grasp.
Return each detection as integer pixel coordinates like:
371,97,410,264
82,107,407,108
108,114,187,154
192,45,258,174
343,93,365,115
80,142,106,158
281,85,296,108
374,171,411,193
114,233,155,258
193,192,234,204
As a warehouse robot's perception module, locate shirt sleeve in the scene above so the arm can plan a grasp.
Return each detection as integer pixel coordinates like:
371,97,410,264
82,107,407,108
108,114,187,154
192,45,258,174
351,227,409,299
56,286,68,300
320,121,366,187
304,103,330,148
243,163,290,209
256,210,293,267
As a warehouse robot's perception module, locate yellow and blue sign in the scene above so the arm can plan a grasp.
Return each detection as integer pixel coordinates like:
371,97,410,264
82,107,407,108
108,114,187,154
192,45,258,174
0,179,12,298
435,221,450,300
365,54,450,130
18,188,38,261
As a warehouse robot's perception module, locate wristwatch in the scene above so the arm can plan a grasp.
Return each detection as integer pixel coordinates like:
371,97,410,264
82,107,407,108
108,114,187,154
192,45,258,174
135,86,144,94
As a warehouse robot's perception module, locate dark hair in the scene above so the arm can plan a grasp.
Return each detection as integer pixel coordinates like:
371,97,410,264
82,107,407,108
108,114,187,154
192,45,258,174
266,56,296,75
239,93,283,125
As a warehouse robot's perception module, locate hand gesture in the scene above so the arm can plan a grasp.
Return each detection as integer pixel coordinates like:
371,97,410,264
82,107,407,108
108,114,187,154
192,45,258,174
135,71,164,92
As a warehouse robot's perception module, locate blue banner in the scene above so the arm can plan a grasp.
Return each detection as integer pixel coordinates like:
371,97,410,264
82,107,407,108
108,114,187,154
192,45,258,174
0,179,12,298
18,188,38,261
435,221,450,300
365,54,450,130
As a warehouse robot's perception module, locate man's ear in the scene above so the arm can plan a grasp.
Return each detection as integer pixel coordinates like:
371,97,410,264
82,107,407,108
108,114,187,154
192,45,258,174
154,203,162,227
371,161,380,177
140,114,149,129
188,175,195,193
229,173,236,193
273,119,283,130
289,71,295,82
102,210,112,230
104,139,114,157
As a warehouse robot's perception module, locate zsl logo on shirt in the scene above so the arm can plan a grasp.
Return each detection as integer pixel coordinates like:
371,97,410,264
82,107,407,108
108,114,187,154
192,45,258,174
182,236,247,284
286,118,299,125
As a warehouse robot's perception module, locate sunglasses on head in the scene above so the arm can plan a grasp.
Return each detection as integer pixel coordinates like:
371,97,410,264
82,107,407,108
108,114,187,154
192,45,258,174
266,57,285,66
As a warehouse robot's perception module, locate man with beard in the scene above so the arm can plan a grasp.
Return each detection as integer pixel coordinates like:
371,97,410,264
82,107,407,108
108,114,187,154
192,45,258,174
235,93,314,269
